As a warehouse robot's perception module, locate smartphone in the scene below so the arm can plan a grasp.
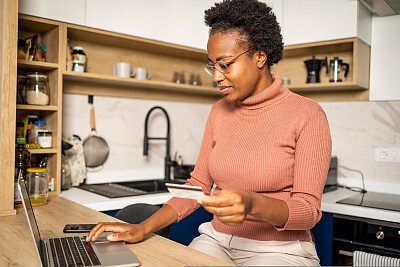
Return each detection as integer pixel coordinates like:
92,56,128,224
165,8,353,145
63,224,97,233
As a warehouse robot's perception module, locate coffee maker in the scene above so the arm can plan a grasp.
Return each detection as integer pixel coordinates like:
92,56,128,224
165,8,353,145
304,56,328,83
329,57,350,82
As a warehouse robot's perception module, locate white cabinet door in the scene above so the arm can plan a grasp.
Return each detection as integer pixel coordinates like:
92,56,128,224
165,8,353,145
85,0,215,49
18,0,85,25
85,0,154,40
369,15,400,101
282,0,371,45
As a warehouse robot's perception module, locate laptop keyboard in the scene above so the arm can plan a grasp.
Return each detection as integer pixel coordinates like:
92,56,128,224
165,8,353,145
49,236,101,266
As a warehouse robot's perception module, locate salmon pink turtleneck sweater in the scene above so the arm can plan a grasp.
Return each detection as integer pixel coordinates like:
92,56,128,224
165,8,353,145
165,74,332,242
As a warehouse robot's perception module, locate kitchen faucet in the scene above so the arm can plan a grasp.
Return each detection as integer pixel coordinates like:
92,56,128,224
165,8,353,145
143,106,176,181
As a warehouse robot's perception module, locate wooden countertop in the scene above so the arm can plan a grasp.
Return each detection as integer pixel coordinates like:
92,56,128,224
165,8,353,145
0,195,233,266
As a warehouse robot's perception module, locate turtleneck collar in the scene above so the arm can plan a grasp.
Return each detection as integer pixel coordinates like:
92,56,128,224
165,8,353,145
236,74,289,110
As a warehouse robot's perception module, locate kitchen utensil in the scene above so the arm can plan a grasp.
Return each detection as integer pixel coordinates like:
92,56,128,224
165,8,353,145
304,56,328,83
83,95,109,168
329,56,350,82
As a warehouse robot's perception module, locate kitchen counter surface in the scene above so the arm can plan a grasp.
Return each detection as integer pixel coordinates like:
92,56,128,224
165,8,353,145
61,186,400,224
60,187,172,211
321,188,400,224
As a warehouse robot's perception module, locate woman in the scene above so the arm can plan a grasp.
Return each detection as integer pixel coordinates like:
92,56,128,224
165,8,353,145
87,0,332,265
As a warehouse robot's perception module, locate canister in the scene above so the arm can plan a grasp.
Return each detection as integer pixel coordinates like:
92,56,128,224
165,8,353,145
37,131,52,148
26,167,49,205
25,72,50,105
71,46,87,72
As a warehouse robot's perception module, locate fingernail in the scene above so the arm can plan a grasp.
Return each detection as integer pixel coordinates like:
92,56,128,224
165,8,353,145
108,235,115,240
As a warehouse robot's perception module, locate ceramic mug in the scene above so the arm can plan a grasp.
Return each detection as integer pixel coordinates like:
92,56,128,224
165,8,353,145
112,62,133,78
132,68,151,80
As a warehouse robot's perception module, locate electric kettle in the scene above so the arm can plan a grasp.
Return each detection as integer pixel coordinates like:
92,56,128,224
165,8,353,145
329,57,350,82
304,56,328,83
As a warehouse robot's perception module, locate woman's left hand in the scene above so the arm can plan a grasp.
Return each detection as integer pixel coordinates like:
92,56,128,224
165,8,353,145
198,189,253,226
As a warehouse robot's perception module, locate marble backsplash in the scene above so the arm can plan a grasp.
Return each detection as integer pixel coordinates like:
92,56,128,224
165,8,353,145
62,94,400,188
320,101,400,192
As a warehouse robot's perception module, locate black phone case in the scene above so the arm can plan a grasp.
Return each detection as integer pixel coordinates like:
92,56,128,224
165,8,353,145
63,224,97,233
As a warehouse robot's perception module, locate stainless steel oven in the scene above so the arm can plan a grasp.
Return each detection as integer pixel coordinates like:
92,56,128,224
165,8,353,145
332,214,400,266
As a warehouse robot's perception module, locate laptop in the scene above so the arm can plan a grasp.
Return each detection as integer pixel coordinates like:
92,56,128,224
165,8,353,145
17,179,141,267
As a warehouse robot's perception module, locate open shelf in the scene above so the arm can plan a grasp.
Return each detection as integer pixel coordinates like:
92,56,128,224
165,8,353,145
287,81,366,92
63,71,221,103
28,148,57,154
63,71,219,95
273,37,370,101
16,104,59,111
17,60,59,72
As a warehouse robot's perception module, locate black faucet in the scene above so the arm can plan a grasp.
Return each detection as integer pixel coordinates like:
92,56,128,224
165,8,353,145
143,106,176,181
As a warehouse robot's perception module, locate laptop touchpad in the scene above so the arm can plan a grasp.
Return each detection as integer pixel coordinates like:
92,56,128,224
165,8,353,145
95,242,129,253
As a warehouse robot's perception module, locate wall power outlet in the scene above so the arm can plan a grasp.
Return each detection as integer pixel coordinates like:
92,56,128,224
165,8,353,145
375,148,400,163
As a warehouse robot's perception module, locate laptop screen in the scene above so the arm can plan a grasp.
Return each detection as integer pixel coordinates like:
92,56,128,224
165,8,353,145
18,179,42,251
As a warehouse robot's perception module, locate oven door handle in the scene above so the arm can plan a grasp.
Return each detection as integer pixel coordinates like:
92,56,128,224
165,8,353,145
339,250,354,257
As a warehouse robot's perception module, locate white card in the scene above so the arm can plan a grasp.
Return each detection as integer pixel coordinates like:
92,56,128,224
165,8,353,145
165,183,205,200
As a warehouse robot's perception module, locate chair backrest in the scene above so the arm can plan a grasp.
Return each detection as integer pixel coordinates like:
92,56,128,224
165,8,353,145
115,203,170,238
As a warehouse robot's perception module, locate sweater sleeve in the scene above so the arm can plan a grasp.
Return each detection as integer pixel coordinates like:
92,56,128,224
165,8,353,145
277,110,332,231
164,109,216,222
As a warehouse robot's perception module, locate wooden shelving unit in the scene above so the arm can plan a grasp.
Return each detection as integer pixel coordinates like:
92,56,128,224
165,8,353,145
16,15,63,195
62,23,220,103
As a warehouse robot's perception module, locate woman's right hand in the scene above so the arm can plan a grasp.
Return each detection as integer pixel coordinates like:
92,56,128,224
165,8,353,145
86,222,147,243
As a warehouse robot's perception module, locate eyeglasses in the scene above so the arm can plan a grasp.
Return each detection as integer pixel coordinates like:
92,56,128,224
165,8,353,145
202,46,256,76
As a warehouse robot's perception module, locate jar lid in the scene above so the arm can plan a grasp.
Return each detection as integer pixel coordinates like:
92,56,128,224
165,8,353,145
27,72,48,79
72,46,84,51
38,131,52,135
34,120,46,125
27,167,48,172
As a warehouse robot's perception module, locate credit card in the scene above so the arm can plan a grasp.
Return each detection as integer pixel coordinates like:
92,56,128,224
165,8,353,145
165,183,205,200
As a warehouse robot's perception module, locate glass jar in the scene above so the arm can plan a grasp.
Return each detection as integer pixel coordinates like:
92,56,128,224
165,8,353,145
37,131,52,148
17,75,27,104
72,60,85,72
26,167,49,204
71,46,87,72
25,72,50,105
30,120,47,145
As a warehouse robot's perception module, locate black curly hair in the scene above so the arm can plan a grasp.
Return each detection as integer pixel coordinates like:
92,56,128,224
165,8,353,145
204,0,284,68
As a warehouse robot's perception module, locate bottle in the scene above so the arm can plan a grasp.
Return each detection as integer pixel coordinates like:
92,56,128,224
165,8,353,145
14,141,30,206
26,115,38,144
26,167,49,205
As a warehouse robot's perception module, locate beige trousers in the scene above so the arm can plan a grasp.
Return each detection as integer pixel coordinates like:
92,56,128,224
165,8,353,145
188,222,320,266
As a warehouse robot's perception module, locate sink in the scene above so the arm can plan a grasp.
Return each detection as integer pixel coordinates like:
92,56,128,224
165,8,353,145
118,179,187,193
79,179,187,198
117,180,169,193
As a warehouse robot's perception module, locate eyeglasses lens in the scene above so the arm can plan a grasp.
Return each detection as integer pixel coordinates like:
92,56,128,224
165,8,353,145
202,62,229,76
